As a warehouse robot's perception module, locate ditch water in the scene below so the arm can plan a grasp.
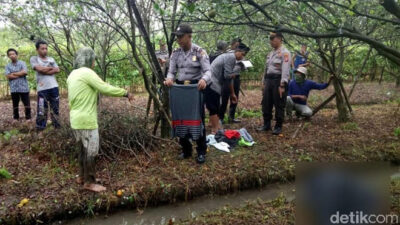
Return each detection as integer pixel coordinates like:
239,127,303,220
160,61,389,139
62,166,400,225
63,183,295,225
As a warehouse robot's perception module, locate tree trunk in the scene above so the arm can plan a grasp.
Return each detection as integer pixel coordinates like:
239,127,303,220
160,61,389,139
333,78,350,122
129,0,171,138
379,67,385,84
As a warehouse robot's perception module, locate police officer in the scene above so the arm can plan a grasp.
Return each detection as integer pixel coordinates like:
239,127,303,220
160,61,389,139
219,37,243,124
257,32,291,135
209,40,228,63
155,39,169,77
164,24,211,164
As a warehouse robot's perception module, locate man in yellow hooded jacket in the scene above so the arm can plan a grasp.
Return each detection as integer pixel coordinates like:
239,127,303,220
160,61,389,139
67,47,133,192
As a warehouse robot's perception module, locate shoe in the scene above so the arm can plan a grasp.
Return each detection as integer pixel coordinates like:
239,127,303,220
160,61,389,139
257,121,271,132
272,126,282,135
178,152,192,160
228,118,241,123
196,155,206,164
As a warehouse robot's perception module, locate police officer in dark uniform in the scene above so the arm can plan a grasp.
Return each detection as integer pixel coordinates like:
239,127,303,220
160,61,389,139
219,37,243,124
257,32,291,135
164,24,211,164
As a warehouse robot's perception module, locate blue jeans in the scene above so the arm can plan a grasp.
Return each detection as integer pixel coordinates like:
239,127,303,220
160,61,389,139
36,87,60,130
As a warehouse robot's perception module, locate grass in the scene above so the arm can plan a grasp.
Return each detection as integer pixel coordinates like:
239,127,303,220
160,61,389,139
0,129,19,142
176,180,400,225
341,122,359,131
0,168,12,179
394,127,400,137
177,194,294,225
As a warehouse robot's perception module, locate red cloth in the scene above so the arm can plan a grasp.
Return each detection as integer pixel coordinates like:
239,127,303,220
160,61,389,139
172,120,201,128
224,130,241,139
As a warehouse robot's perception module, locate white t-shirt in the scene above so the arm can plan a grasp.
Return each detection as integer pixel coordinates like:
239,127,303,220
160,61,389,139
30,56,59,92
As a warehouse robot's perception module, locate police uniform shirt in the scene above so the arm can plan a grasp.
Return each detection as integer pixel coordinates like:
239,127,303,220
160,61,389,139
167,43,212,83
156,49,169,62
264,46,291,84
210,52,241,94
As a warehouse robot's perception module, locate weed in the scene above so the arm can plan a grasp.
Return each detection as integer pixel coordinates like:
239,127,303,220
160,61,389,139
0,168,12,179
341,122,359,130
394,127,400,137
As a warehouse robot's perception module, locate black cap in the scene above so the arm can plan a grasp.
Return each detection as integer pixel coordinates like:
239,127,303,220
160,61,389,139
235,43,250,53
270,31,284,40
173,24,193,36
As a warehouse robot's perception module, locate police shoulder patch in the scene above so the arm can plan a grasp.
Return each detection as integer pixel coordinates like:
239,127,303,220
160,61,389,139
200,49,206,56
284,53,289,62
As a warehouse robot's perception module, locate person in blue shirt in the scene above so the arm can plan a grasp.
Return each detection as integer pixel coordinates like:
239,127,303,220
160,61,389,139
291,44,310,80
292,44,310,70
287,67,333,118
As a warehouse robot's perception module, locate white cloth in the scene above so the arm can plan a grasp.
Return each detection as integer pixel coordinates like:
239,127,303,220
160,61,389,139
206,134,230,152
212,142,230,152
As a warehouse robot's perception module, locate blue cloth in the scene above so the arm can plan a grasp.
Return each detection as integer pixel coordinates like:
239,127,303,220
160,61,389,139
36,87,60,130
288,80,329,105
293,51,308,69
4,60,29,93
169,84,204,140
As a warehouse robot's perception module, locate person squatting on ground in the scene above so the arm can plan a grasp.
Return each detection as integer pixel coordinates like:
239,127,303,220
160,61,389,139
67,47,134,192
164,24,211,164
207,43,250,134
258,32,291,135
286,66,333,119
5,48,31,122
30,40,61,131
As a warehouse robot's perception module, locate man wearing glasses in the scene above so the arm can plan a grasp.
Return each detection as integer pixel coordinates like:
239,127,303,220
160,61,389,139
257,32,291,135
164,24,211,164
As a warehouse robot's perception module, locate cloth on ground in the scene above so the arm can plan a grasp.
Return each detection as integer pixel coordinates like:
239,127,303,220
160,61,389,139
215,130,239,148
206,134,230,152
238,128,254,142
238,137,255,147
224,129,241,139
213,142,230,152
169,84,204,140
206,134,217,145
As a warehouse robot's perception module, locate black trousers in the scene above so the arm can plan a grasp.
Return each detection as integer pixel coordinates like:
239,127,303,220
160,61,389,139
219,76,240,120
261,76,287,127
11,92,31,120
179,128,207,156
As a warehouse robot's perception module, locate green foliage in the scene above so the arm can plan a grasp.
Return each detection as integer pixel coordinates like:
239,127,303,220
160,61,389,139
237,109,262,118
0,129,20,142
299,153,313,162
0,167,12,179
394,127,400,137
